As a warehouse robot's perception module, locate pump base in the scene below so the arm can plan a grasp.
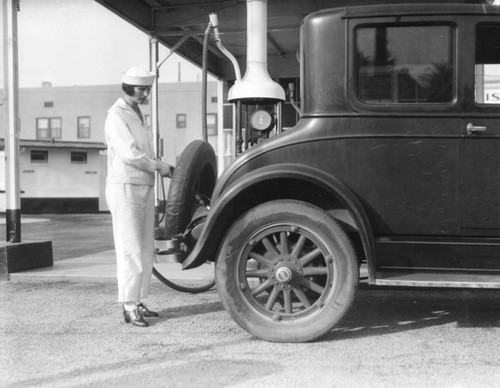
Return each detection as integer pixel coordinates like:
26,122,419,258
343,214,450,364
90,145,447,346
0,241,53,281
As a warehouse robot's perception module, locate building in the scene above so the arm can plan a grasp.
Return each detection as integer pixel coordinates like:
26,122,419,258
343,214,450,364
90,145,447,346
0,82,219,213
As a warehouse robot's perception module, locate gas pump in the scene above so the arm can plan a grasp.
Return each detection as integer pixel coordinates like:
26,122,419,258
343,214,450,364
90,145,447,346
227,0,285,154
234,101,281,154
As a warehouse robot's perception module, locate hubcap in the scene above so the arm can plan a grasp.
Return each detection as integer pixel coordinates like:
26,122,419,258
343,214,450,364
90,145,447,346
275,266,292,283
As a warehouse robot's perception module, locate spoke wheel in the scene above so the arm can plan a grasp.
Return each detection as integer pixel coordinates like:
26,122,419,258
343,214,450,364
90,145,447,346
216,200,358,342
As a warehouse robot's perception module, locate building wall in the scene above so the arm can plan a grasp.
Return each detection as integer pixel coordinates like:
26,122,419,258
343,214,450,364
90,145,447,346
19,148,102,197
0,82,219,213
14,82,219,162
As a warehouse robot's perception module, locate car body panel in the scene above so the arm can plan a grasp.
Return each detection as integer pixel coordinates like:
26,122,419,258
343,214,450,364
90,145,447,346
184,3,500,286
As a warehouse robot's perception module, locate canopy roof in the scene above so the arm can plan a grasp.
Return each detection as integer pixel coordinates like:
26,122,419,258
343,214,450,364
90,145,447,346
94,0,487,81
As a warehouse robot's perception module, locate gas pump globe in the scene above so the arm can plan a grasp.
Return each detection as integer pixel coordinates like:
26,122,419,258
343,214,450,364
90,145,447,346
250,108,274,131
249,106,275,144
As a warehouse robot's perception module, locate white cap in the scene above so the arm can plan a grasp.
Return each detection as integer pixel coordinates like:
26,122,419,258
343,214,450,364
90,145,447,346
121,67,155,86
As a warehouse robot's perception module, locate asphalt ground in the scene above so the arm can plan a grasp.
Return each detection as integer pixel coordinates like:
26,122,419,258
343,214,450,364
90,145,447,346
2,282,500,387
0,213,115,262
1,214,500,387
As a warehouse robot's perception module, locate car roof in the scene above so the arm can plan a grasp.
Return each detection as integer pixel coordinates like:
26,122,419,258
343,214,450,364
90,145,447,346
341,3,500,19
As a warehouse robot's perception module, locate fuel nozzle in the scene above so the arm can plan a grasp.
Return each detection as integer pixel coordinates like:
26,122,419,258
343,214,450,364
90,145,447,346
209,13,221,41
209,12,219,28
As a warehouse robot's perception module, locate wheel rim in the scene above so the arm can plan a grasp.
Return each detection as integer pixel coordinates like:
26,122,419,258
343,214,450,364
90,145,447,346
237,223,337,321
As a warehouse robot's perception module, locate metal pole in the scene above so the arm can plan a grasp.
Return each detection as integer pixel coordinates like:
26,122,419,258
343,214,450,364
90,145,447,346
149,34,191,231
149,36,161,224
149,36,159,160
216,79,224,176
276,101,282,134
235,100,243,156
3,0,21,242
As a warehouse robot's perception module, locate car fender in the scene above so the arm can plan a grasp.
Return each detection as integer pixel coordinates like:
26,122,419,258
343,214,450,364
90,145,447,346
182,163,375,279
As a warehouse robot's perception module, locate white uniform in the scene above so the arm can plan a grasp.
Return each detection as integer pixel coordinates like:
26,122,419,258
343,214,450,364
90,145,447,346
105,97,165,303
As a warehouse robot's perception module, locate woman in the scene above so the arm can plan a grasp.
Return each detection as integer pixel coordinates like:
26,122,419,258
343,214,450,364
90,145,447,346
105,67,174,327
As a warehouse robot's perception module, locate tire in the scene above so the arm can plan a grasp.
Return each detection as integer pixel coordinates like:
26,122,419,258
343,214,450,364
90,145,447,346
215,200,358,342
153,140,217,293
165,140,217,235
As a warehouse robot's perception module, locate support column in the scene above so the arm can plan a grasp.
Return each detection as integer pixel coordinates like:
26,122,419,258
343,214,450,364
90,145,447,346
1,0,53,281
3,0,21,243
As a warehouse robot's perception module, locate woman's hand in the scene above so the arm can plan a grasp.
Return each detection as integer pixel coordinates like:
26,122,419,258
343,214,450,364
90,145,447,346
158,162,174,178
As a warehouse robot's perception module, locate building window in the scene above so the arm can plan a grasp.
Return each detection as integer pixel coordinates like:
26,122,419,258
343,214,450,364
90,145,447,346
44,101,54,108
207,113,217,136
31,150,48,163
176,114,186,128
475,24,500,104
355,25,454,104
70,151,87,164
37,117,62,139
77,117,90,138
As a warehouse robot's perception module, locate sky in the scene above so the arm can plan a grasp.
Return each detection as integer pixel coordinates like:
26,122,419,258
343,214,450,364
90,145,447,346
1,0,204,88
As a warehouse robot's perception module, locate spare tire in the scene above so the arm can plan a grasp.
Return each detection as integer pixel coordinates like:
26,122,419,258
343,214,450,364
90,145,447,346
164,140,217,236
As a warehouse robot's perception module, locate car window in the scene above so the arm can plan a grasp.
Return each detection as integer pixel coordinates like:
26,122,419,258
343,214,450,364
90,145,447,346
475,24,500,104
355,25,454,104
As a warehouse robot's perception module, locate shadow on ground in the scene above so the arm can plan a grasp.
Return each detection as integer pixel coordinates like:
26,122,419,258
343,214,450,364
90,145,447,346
322,287,500,342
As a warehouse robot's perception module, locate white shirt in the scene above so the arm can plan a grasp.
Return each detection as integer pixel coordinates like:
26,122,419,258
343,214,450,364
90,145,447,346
105,97,162,186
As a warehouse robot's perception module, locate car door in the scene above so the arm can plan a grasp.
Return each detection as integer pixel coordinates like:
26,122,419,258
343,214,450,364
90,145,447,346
347,17,462,238
460,20,500,238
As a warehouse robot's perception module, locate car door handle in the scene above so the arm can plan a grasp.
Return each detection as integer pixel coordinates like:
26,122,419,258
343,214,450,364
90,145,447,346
466,123,487,135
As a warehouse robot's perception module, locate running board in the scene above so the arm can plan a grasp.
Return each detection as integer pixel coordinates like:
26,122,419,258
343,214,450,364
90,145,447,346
374,270,500,289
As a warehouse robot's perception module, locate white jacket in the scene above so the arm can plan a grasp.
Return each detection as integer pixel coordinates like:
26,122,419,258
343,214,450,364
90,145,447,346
105,98,165,186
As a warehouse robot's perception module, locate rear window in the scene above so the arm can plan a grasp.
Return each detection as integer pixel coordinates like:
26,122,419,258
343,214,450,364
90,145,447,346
355,25,454,104
475,24,500,104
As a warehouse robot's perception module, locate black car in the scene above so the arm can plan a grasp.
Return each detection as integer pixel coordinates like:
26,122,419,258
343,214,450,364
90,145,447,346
159,3,500,342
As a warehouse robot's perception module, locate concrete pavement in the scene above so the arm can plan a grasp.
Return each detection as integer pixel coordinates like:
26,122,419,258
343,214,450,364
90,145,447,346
8,248,214,284
2,215,213,284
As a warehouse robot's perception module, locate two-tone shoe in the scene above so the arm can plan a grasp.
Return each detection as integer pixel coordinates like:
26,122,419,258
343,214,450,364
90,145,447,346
137,303,159,318
123,308,149,327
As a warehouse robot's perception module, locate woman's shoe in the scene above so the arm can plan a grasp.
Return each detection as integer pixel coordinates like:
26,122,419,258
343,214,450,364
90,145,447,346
137,303,159,318
123,308,149,327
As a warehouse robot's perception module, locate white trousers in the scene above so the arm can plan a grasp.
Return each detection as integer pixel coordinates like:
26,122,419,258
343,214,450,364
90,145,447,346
106,183,155,303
